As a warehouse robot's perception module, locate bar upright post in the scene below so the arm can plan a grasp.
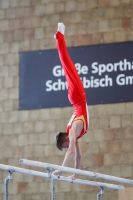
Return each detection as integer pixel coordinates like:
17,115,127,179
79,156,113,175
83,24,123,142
51,178,56,200
97,187,104,200
4,171,12,200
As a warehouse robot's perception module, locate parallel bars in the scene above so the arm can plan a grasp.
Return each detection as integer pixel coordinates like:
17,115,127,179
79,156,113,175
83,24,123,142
0,162,125,200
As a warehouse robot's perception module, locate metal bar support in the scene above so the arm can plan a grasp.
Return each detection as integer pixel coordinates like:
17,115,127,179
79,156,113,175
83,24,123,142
51,178,55,200
46,167,51,178
97,187,104,200
4,171,12,200
46,167,56,200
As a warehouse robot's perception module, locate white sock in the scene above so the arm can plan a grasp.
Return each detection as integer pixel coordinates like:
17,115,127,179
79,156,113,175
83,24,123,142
58,22,65,35
54,22,65,39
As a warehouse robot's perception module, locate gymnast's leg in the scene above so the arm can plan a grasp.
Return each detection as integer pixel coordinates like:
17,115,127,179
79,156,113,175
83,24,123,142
55,23,86,106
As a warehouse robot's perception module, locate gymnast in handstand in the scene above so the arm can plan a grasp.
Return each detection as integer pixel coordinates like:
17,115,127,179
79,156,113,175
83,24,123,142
52,23,89,179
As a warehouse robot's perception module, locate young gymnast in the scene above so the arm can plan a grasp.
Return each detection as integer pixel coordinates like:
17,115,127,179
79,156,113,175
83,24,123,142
52,23,89,179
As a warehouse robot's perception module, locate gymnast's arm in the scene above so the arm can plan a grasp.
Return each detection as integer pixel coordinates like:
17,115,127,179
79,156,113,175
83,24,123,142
52,127,76,177
75,139,82,169
69,139,82,180
62,120,83,171
52,120,83,177
61,129,76,167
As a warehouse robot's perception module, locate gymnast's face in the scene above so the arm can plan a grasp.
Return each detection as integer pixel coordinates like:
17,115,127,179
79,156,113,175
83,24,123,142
62,136,69,149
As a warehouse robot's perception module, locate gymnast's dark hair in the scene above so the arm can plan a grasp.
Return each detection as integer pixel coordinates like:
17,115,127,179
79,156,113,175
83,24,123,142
55,132,67,151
